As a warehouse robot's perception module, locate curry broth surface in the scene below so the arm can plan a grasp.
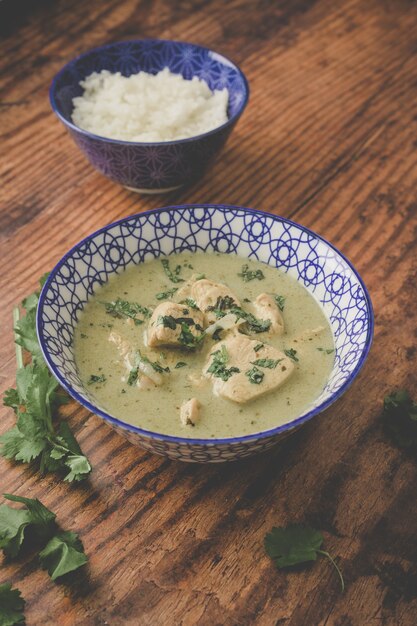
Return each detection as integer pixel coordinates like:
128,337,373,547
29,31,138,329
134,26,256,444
74,253,334,438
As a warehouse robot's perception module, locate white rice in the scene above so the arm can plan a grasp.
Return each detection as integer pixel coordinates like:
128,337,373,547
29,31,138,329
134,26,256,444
71,67,229,142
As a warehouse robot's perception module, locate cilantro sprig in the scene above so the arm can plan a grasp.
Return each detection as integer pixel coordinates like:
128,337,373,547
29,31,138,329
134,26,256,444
264,525,344,591
0,494,87,581
0,582,25,626
0,276,92,483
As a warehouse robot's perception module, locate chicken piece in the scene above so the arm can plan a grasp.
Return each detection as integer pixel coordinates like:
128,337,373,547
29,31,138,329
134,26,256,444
176,276,240,324
147,301,205,349
108,331,162,387
253,293,285,335
190,279,241,324
203,334,294,404
180,398,201,426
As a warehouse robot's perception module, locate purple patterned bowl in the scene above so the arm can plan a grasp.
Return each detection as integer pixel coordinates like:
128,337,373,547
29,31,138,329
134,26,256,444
49,40,249,193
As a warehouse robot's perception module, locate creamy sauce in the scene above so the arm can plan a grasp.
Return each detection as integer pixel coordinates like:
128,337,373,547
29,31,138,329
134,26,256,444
74,253,334,438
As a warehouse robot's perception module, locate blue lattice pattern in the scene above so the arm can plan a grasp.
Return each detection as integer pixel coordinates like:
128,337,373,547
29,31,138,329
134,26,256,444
37,205,373,462
50,40,249,191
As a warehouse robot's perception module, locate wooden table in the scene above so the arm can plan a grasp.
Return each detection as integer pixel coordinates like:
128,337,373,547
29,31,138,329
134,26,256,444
1,0,417,624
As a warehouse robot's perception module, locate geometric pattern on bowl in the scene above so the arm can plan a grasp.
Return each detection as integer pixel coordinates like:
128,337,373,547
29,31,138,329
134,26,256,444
37,205,373,462
50,40,249,191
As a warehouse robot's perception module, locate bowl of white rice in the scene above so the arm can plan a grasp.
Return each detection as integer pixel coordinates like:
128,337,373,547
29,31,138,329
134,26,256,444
50,40,249,193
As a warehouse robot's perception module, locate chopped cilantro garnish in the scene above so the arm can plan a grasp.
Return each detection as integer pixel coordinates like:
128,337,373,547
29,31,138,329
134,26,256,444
317,348,334,354
251,358,282,369
127,368,139,386
180,298,199,310
157,315,177,330
273,295,286,311
284,349,299,362
207,346,240,381
175,362,187,369
161,258,184,283
245,366,264,384
254,343,264,352
103,299,151,325
156,287,178,300
238,264,265,282
87,374,106,385
206,295,236,313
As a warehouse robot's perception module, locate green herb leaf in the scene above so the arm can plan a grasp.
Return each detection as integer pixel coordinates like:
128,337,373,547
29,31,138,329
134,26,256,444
87,374,106,385
3,278,92,483
206,295,236,313
0,494,56,558
0,582,25,626
254,343,264,352
273,295,286,311
103,299,151,325
251,359,282,369
227,307,271,334
157,315,177,330
161,259,184,284
194,273,205,281
39,531,87,581
264,525,344,591
175,362,187,369
156,287,178,300
178,323,205,349
245,366,264,384
238,264,265,282
284,349,299,362
207,346,240,381
127,368,139,387
180,298,199,310
317,348,334,354
382,390,417,447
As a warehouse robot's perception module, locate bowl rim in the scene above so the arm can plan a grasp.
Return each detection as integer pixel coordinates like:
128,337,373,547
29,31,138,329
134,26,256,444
37,204,374,446
49,38,250,147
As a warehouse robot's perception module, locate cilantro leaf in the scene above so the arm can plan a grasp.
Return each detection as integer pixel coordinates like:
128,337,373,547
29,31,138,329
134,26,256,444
284,348,299,362
180,298,199,310
39,531,88,581
103,299,151,325
14,306,43,362
0,494,56,558
317,348,334,354
87,374,106,385
245,366,264,384
273,295,286,311
156,287,178,300
238,264,265,282
207,346,240,381
0,582,25,626
175,362,187,369
161,259,184,283
264,525,344,590
251,359,282,369
382,390,417,447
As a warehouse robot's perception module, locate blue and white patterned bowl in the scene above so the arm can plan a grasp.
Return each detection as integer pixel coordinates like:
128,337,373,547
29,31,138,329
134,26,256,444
37,205,373,463
49,40,249,193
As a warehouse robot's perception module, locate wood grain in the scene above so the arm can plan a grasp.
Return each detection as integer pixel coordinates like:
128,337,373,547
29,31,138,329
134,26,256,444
1,0,417,624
